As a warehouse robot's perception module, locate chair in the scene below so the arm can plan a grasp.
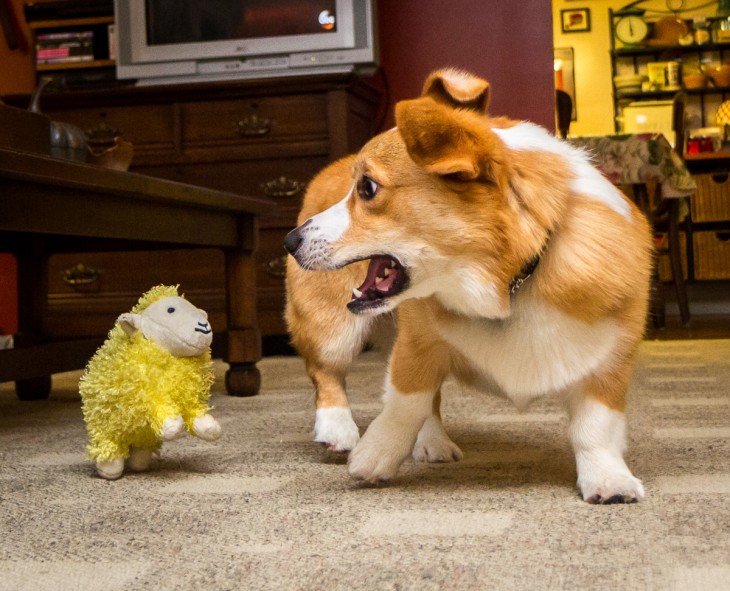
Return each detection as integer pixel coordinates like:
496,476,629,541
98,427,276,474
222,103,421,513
634,91,690,327
555,89,572,139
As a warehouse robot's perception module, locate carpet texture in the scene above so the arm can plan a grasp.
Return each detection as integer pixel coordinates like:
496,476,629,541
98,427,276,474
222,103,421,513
1,340,729,590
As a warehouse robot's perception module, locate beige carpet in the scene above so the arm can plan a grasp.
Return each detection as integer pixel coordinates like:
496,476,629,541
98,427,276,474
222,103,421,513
1,339,729,590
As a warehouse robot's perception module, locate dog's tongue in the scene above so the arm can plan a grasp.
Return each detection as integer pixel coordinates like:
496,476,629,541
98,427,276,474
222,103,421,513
356,256,397,297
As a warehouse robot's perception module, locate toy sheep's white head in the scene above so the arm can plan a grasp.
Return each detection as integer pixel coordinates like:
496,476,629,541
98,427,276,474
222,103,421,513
117,295,213,357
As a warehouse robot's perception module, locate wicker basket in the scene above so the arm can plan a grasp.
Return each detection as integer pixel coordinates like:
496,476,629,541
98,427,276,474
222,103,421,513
656,232,688,282
693,231,730,280
691,173,730,222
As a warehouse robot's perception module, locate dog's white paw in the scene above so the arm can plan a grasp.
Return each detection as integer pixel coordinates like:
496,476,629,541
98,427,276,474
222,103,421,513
96,458,124,480
160,416,185,441
193,414,222,441
348,414,414,483
313,407,360,453
579,471,645,504
413,416,463,463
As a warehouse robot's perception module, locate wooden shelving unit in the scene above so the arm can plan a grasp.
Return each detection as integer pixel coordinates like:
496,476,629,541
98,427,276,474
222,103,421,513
28,13,116,87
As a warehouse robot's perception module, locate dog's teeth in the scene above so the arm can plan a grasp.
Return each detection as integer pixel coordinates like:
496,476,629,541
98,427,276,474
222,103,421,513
375,275,384,285
389,260,397,268
352,287,362,298
383,268,391,278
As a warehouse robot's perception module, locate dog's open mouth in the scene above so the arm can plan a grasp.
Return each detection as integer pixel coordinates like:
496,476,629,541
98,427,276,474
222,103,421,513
347,255,409,313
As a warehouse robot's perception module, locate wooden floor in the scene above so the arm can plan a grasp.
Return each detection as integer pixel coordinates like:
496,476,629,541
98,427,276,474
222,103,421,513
647,315,730,340
647,280,730,340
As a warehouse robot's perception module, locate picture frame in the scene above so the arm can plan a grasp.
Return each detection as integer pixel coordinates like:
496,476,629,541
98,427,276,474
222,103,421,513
561,8,591,33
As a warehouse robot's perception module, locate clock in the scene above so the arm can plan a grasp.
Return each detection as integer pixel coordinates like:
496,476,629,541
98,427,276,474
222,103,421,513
615,14,649,45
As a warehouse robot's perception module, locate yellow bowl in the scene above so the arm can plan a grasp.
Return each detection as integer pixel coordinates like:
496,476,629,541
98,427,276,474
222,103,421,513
709,65,730,88
683,73,708,89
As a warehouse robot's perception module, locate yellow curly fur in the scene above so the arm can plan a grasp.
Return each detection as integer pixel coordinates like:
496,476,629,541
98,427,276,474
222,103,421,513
79,285,215,462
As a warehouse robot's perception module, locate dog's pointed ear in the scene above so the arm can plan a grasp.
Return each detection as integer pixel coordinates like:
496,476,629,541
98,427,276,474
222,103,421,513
422,69,490,114
396,96,504,181
396,97,478,178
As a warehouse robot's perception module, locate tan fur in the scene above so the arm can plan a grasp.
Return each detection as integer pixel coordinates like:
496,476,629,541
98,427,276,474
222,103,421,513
285,157,369,410
285,69,652,501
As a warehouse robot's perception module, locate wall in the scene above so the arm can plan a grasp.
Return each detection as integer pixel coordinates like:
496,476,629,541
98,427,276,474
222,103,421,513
1,1,557,127
0,0,35,96
378,0,555,130
552,0,715,136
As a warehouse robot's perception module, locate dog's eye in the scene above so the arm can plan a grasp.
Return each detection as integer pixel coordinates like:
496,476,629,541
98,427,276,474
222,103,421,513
167,307,175,314
357,176,379,201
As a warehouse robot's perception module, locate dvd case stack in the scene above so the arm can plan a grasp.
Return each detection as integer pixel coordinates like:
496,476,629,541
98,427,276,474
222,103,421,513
35,30,95,65
24,1,116,89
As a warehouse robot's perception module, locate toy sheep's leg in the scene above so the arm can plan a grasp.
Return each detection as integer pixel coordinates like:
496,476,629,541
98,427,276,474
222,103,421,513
96,458,124,480
192,414,222,441
127,447,154,472
160,415,185,441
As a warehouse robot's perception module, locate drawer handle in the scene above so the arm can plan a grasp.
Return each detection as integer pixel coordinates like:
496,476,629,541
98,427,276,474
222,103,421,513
237,114,271,137
711,173,729,184
263,255,287,278
61,263,101,287
261,176,304,198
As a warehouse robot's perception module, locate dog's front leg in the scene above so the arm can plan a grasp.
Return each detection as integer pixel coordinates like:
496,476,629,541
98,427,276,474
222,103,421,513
348,376,434,483
349,316,449,482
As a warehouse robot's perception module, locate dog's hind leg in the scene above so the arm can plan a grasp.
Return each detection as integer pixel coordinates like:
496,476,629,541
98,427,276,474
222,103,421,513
413,389,463,462
567,370,644,504
307,361,360,453
286,260,376,453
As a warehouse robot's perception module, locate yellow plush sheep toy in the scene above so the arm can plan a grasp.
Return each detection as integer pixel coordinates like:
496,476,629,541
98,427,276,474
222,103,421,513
79,285,221,480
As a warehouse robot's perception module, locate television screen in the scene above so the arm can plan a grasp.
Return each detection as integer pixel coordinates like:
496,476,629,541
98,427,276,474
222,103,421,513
114,0,377,85
145,0,338,46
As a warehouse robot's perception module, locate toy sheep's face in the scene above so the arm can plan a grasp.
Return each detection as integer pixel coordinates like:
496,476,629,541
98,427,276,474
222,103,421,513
117,296,213,357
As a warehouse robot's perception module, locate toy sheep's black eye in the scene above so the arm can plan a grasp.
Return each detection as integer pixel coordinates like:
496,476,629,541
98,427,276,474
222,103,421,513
357,175,379,201
167,307,175,314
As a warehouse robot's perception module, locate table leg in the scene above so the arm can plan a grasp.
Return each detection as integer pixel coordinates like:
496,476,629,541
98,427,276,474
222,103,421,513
633,184,666,329
667,199,690,326
223,219,262,396
14,236,52,400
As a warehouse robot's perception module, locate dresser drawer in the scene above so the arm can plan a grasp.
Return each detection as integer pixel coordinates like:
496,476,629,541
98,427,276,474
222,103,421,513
145,156,328,211
48,249,225,295
46,249,227,338
181,94,328,145
45,104,176,152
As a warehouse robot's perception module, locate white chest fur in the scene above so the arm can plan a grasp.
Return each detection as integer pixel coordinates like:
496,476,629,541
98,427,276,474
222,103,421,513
436,299,623,407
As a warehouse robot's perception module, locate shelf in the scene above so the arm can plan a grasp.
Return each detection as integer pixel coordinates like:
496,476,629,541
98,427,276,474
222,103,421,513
28,16,114,30
612,42,730,57
684,151,730,161
616,86,730,101
36,60,115,72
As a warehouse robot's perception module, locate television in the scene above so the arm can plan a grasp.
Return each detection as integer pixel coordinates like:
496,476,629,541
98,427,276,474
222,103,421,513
114,0,378,86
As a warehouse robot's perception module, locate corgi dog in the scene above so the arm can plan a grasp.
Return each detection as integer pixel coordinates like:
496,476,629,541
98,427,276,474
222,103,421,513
285,69,652,503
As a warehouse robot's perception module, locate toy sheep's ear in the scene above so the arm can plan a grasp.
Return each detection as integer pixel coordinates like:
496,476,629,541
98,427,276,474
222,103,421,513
117,312,142,337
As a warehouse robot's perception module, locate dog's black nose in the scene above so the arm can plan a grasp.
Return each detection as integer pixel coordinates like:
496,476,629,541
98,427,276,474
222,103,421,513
284,227,303,255
284,219,312,255
284,228,304,254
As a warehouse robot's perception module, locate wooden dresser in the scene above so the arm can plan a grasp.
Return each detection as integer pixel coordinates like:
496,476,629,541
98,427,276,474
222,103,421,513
31,75,382,346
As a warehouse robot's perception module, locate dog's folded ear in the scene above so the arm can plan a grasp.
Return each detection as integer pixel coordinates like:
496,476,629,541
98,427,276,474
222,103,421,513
422,69,490,114
396,96,505,182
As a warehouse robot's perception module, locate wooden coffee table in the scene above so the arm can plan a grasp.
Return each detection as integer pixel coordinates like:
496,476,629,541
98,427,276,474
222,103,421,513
0,147,275,399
